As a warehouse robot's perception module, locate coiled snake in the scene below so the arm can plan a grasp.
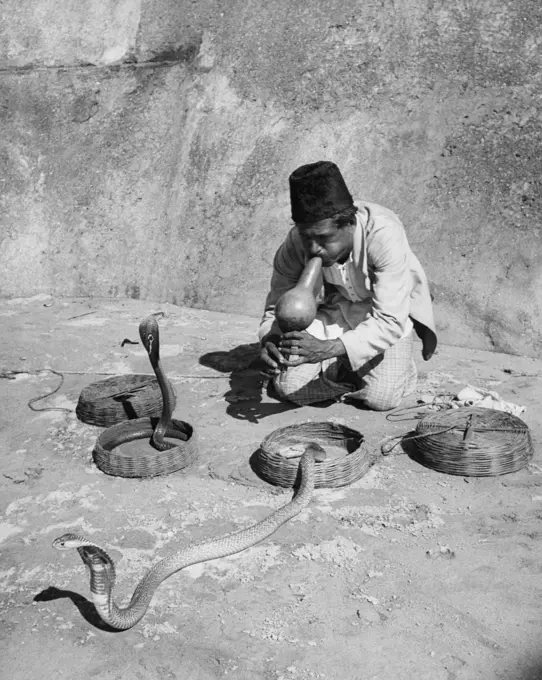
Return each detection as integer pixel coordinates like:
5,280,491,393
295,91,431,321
139,314,176,451
92,314,197,477
53,443,325,630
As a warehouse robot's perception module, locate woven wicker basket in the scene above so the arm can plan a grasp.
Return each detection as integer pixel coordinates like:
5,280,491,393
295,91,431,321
76,374,175,427
93,417,198,478
254,421,374,488
410,406,533,477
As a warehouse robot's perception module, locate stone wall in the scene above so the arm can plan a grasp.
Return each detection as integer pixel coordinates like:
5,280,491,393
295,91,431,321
0,0,541,356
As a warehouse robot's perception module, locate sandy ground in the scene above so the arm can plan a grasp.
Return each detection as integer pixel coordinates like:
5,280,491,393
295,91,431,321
1,296,542,680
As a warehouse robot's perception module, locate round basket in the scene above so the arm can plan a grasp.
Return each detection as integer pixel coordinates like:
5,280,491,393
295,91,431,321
93,417,198,478
410,406,533,477
254,421,374,488
76,374,175,427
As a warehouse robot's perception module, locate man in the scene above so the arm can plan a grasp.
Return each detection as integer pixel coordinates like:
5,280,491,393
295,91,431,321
258,160,437,410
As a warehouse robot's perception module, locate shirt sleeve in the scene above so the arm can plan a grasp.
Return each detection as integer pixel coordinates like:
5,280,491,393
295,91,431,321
339,218,412,371
258,227,306,343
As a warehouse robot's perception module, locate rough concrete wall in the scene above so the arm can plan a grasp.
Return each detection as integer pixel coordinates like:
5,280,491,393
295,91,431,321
0,0,541,357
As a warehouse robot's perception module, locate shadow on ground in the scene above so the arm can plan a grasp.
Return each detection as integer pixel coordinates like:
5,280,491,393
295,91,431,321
34,586,119,632
199,343,339,423
199,343,299,423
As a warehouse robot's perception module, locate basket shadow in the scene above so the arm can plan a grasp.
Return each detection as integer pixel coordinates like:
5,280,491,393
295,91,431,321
248,449,302,488
399,430,429,468
113,395,139,420
33,586,120,633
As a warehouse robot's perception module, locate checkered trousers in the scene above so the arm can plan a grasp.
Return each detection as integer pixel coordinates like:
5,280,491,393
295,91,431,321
273,332,417,411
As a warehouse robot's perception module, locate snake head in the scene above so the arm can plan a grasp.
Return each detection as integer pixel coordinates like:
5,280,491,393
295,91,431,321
304,442,327,463
52,533,88,550
138,315,160,363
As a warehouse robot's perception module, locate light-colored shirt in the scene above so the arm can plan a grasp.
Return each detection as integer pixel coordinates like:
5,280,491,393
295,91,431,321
259,200,437,372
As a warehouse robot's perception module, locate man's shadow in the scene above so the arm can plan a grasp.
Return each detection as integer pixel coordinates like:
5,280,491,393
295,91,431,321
199,343,301,423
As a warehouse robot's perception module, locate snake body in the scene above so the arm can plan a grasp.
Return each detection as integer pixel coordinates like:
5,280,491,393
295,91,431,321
138,314,177,451
53,444,325,630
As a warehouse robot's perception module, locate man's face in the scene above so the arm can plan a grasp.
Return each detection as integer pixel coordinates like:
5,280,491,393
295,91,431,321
297,218,355,267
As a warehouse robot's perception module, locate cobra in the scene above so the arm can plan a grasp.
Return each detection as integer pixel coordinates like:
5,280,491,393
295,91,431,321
52,443,326,630
138,314,177,451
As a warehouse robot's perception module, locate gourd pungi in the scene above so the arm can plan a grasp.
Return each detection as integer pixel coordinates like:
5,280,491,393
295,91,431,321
275,256,323,361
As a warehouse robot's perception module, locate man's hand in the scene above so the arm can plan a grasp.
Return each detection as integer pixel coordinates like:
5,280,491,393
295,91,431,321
279,331,346,366
259,334,286,377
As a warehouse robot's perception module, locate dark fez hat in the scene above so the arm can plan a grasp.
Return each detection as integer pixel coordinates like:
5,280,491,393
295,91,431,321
289,160,354,223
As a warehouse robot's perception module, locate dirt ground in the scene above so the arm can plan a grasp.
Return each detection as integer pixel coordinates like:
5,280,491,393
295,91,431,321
1,296,542,680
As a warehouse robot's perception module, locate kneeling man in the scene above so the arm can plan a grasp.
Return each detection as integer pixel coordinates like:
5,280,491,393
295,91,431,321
258,160,437,411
